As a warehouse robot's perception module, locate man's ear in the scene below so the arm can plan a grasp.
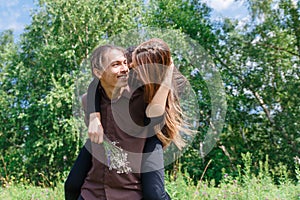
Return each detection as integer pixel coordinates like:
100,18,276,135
93,68,102,79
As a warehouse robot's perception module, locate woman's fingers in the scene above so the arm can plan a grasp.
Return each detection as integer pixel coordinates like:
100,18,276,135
97,124,104,144
88,116,104,144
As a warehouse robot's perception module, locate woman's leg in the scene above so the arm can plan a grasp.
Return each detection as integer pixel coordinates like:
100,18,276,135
142,136,171,200
77,195,85,200
64,140,92,200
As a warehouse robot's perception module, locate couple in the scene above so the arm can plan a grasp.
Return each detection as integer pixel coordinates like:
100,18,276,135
65,38,189,200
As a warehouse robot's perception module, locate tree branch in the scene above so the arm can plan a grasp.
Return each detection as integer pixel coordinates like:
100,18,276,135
213,54,275,125
257,43,299,57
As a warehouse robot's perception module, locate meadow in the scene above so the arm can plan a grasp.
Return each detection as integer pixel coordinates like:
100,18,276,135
1,153,299,200
1,172,299,200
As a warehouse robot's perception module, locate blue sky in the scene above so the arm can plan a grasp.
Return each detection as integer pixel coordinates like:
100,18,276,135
0,0,248,41
0,0,35,40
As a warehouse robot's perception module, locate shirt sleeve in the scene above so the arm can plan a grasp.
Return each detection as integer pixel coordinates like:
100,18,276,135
87,78,101,115
81,93,89,127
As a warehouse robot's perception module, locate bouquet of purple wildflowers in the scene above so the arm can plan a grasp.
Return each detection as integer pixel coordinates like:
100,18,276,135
102,140,132,174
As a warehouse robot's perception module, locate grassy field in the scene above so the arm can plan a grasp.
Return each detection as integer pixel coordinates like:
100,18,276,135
1,172,299,200
0,183,64,200
165,171,300,200
1,153,300,200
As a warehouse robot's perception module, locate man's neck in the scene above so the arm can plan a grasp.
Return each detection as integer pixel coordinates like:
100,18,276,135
100,81,123,100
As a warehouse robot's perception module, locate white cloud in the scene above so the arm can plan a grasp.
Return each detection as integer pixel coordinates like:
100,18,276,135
5,22,25,32
0,8,22,30
202,0,248,20
0,0,20,8
292,0,297,7
0,1,32,36
204,0,235,12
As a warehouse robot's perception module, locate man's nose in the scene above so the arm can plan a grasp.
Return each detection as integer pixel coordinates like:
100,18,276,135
120,62,129,72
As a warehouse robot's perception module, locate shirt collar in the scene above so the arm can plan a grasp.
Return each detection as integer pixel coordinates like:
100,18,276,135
97,82,131,103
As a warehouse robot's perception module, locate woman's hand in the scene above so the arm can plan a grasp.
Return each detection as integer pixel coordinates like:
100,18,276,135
88,112,104,144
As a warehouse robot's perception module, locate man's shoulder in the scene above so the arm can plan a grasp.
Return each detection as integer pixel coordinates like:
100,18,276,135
81,93,88,111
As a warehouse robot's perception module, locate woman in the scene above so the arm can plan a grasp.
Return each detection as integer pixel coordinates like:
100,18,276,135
131,38,189,200
132,38,187,150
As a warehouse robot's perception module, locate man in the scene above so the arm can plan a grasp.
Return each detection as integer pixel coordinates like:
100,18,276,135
65,44,171,200
81,44,147,200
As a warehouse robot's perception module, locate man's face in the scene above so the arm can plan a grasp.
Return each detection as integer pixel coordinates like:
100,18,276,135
100,49,129,89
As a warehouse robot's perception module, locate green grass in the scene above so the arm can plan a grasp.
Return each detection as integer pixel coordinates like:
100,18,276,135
1,174,299,200
1,153,300,199
165,171,300,200
165,153,300,200
0,183,64,200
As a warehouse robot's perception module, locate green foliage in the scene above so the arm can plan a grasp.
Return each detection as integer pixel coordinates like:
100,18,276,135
207,0,300,183
0,0,299,190
143,0,217,52
0,0,142,186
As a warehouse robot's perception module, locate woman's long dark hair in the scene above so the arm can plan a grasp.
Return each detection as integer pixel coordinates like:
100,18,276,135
132,38,188,150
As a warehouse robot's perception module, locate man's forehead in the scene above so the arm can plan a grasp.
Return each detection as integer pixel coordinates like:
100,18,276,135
101,50,126,70
107,51,126,64
110,55,126,63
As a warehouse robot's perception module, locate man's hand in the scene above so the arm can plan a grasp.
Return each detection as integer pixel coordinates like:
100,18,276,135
88,112,104,144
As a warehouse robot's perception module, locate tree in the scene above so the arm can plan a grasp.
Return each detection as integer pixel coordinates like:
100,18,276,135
212,0,300,181
0,0,142,185
143,0,229,183
0,30,25,185
144,0,299,184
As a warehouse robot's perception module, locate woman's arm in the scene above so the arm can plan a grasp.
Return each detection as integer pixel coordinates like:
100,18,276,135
145,63,174,118
83,78,104,144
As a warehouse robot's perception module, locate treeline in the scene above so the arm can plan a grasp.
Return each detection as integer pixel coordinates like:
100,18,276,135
0,0,299,186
